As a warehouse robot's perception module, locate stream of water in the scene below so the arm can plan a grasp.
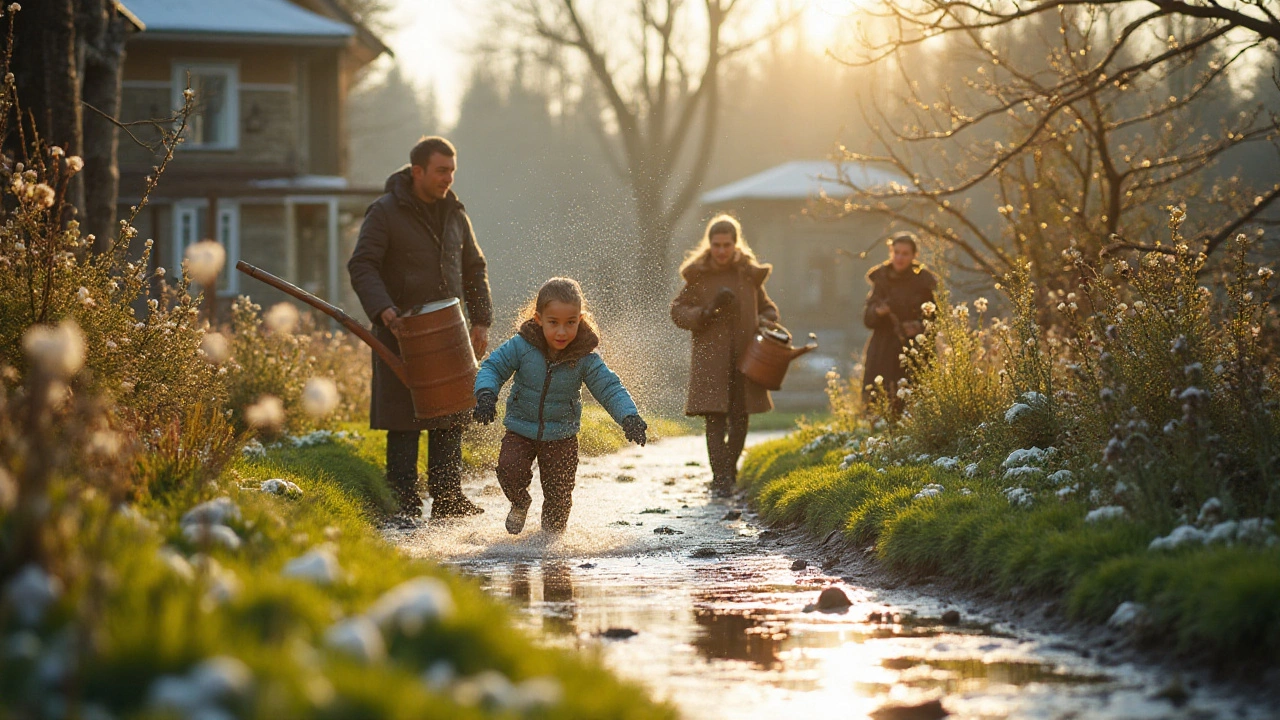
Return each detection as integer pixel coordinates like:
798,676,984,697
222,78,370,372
392,434,1272,719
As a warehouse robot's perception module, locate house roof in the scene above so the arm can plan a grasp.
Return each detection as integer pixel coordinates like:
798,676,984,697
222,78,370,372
120,0,356,44
701,160,910,205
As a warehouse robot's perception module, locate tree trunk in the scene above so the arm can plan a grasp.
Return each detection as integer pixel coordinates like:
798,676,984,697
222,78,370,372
11,0,84,219
79,0,128,252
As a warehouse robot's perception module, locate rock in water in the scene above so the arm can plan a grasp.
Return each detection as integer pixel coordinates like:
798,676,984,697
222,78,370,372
721,510,742,521
790,559,808,571
816,586,852,610
600,627,638,639
941,609,961,625
652,526,684,535
689,547,719,558
758,530,780,541
870,699,948,720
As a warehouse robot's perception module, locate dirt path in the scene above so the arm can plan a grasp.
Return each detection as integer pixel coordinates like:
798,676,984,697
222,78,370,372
392,434,1271,720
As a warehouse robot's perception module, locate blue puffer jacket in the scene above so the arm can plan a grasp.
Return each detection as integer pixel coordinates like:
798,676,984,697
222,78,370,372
474,320,639,442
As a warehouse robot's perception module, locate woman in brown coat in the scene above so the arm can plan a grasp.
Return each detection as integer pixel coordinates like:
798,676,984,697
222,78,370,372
671,215,780,496
862,232,937,406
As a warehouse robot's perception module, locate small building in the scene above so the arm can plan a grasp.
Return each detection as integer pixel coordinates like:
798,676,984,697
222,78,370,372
116,0,389,313
700,161,907,407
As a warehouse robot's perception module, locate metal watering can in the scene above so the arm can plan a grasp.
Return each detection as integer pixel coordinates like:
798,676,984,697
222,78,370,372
738,325,819,391
236,262,477,419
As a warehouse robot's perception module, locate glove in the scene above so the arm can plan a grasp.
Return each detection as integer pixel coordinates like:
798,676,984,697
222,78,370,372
473,391,498,425
702,287,736,323
621,415,648,447
712,287,736,310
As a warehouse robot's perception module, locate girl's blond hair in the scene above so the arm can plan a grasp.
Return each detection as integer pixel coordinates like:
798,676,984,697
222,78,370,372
514,277,599,336
679,214,759,273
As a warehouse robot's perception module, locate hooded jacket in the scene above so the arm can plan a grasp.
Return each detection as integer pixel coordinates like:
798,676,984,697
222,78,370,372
861,260,937,398
474,320,639,442
347,166,493,430
670,252,779,416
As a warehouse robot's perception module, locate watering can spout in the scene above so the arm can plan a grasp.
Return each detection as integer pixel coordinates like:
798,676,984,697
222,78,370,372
234,261,411,386
790,333,820,360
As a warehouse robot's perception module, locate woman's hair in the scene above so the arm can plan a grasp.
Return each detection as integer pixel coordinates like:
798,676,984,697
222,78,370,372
515,277,598,336
679,213,759,273
887,231,919,254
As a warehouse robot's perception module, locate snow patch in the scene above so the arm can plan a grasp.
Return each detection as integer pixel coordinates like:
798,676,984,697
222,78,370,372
963,462,980,478
282,546,341,585
1085,506,1127,523
1004,403,1032,423
1047,469,1074,485
932,456,960,471
914,483,945,500
1107,601,1148,630
182,523,242,551
1003,465,1043,480
324,617,386,663
3,564,62,626
1002,447,1052,468
1002,487,1034,507
367,577,455,635
261,478,303,498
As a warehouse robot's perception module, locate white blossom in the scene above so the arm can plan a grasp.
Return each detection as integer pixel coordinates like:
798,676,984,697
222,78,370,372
244,395,285,430
22,320,85,378
973,297,988,313
200,332,230,364
264,302,300,334
302,377,340,417
184,240,226,287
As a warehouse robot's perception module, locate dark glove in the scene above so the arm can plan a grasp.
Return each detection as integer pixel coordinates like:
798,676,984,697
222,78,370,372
621,415,648,447
712,287,736,310
702,287,736,323
473,391,498,425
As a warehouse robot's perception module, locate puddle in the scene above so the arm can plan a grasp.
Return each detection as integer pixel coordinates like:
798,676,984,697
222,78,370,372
396,435,1273,720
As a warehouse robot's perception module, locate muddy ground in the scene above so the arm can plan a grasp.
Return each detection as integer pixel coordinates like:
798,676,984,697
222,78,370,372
390,433,1277,719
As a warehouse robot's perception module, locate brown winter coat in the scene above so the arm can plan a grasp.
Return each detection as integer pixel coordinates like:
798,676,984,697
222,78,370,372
671,253,780,416
348,167,493,431
861,260,937,398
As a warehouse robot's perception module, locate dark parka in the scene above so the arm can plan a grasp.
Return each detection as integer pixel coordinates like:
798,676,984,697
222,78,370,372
348,167,493,431
671,253,780,416
861,260,937,398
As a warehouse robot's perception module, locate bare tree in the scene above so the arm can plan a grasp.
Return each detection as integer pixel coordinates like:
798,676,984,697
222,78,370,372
827,0,1280,289
511,0,793,299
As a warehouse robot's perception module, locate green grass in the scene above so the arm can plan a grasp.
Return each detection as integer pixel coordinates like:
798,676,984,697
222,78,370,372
1,435,675,719
739,434,1280,669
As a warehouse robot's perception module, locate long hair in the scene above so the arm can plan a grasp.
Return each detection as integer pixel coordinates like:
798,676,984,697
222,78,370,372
679,214,759,273
514,277,599,337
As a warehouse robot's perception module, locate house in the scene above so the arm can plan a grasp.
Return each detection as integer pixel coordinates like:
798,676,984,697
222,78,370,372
116,0,390,313
699,161,907,406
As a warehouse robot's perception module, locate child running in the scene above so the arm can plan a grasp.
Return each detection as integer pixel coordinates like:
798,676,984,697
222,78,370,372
473,277,648,534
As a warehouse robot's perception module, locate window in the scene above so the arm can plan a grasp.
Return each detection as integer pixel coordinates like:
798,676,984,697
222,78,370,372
173,200,239,294
172,62,239,149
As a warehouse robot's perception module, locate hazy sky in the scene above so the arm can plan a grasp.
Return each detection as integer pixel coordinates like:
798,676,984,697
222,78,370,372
380,0,480,128
376,0,858,128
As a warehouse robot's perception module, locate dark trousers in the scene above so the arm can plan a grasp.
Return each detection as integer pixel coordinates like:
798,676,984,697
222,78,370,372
705,413,749,480
386,426,464,514
496,431,579,532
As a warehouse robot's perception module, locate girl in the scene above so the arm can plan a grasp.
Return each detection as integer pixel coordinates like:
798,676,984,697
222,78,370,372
670,215,781,497
473,277,648,534
861,231,937,408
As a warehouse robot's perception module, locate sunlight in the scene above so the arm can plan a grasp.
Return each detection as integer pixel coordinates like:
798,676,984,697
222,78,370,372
796,0,865,51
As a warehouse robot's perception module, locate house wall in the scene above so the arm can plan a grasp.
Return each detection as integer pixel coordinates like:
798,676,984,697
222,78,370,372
119,42,344,177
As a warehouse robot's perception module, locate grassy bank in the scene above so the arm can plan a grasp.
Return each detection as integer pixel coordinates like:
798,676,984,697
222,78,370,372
2,430,674,719
740,433,1280,669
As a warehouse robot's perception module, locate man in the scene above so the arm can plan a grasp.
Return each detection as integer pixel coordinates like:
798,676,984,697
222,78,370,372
348,136,492,524
861,231,936,407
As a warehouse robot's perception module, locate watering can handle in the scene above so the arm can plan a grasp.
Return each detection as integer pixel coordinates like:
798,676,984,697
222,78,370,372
234,261,409,385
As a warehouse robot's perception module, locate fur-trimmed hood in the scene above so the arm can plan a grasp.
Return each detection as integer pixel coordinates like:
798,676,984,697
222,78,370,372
867,259,931,282
516,318,600,363
679,253,772,285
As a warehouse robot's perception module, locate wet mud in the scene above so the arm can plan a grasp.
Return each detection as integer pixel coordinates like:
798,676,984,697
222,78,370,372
393,434,1275,719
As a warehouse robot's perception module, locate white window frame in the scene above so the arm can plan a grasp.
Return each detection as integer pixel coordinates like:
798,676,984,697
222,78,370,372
171,61,239,150
173,199,240,295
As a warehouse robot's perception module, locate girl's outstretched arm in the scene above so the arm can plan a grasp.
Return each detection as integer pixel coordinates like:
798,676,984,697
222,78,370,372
581,355,640,427
475,336,525,398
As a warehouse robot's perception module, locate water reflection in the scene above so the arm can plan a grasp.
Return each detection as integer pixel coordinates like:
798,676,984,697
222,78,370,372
503,561,578,637
691,607,787,668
